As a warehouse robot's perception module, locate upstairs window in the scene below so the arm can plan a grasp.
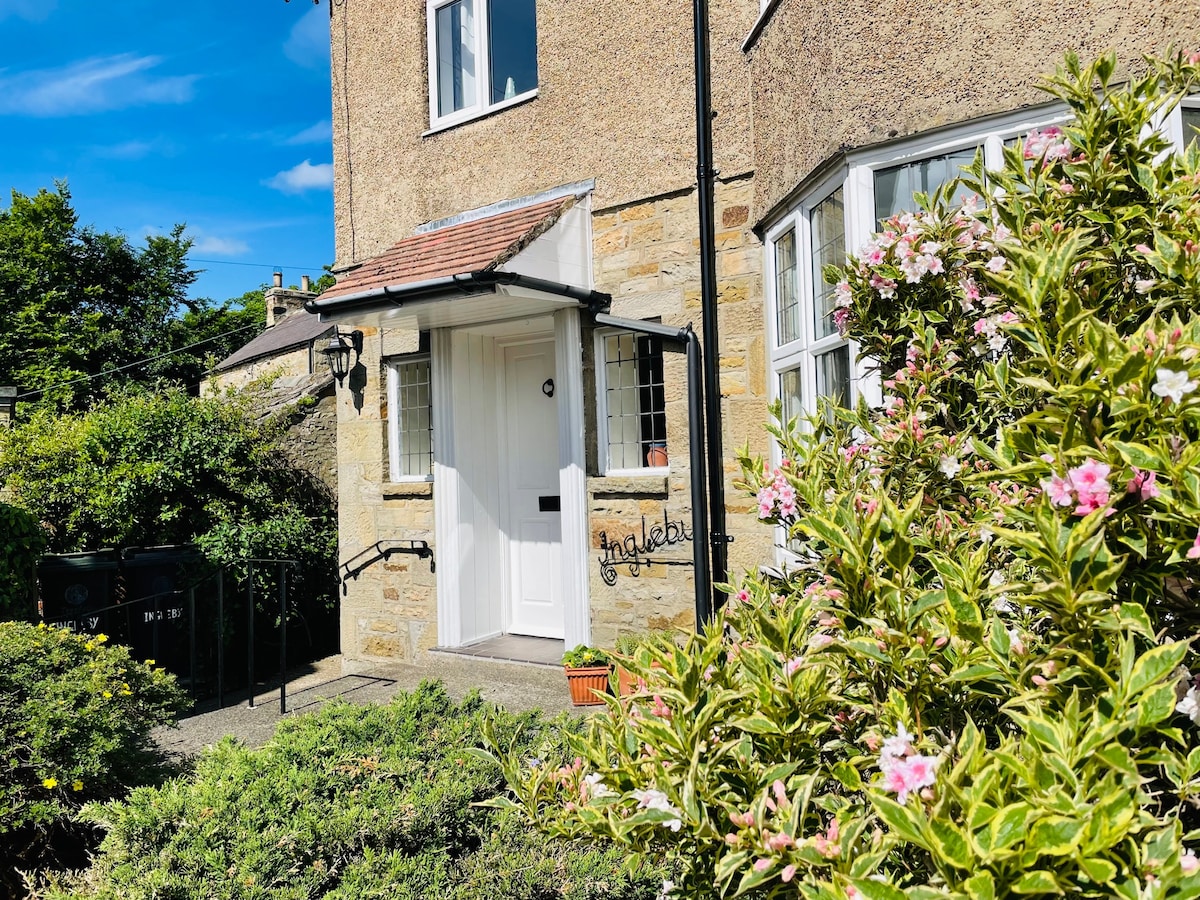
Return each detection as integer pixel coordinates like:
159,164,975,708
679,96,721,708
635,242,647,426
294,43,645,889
595,330,668,473
427,0,538,130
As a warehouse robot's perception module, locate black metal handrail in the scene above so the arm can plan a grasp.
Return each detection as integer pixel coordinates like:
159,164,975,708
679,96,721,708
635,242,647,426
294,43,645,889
42,557,301,715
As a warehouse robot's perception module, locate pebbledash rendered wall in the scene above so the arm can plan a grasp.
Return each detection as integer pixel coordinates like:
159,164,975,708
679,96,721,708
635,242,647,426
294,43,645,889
746,0,1200,218
334,177,775,662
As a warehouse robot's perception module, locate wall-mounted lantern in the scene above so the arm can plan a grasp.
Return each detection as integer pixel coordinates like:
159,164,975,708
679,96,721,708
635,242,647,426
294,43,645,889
319,329,364,384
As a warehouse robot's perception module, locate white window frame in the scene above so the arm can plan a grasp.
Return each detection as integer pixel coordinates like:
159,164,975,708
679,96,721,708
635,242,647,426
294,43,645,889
764,104,1080,429
386,354,434,483
425,0,538,133
1166,95,1200,151
594,327,669,476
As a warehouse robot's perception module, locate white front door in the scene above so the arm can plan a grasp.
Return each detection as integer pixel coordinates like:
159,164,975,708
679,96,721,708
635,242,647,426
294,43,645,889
502,339,564,638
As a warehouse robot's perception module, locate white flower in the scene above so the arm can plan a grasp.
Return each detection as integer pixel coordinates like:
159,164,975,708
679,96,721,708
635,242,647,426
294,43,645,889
583,772,614,798
657,880,677,900
1177,687,1200,725
1182,849,1200,876
939,455,962,478
1135,278,1156,294
633,788,683,831
1152,368,1199,404
986,256,1007,273
880,724,914,761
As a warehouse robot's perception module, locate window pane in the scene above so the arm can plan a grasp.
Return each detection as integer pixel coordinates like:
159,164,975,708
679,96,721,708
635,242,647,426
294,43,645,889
436,0,476,117
810,188,845,340
488,0,537,103
775,229,799,345
1183,106,1200,149
815,345,851,420
874,147,977,222
394,359,433,477
604,332,667,470
779,367,803,426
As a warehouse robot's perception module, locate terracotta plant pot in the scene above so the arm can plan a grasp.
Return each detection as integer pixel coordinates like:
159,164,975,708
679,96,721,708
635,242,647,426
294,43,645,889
645,443,668,467
564,665,613,706
617,660,663,697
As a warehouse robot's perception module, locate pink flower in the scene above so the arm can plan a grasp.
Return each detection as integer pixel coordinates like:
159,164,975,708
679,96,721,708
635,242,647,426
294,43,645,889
880,753,940,804
986,255,1007,273
1067,458,1111,516
833,307,851,336
784,656,804,676
1182,849,1200,876
650,695,672,718
781,865,797,883
1188,528,1200,560
1040,473,1074,507
753,859,771,872
1126,469,1161,501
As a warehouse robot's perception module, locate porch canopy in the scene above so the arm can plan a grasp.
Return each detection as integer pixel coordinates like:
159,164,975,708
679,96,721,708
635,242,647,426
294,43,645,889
306,186,610,329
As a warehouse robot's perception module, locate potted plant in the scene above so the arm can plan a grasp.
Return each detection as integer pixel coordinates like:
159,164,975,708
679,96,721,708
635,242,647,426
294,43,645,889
613,630,672,697
561,644,612,706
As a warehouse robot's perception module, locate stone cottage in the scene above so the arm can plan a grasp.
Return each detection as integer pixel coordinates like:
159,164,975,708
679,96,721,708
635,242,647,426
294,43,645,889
306,0,1198,665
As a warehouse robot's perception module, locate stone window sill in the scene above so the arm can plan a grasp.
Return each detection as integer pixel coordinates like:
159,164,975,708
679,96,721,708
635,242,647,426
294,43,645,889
589,474,670,498
383,480,434,499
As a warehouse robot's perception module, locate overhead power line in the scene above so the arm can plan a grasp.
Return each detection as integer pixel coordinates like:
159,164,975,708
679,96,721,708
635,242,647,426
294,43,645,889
187,257,328,271
17,323,262,401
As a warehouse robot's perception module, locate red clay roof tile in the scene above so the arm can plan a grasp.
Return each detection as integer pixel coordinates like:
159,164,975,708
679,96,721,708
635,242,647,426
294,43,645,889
319,195,577,301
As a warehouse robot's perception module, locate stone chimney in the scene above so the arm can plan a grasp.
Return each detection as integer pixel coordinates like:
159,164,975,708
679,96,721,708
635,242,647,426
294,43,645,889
265,274,317,328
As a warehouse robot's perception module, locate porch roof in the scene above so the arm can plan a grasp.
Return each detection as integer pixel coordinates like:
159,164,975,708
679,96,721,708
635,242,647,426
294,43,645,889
307,189,609,329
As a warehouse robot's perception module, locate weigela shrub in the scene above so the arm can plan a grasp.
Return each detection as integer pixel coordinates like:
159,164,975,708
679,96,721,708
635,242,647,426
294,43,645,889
492,51,1200,900
0,622,186,889
60,683,665,900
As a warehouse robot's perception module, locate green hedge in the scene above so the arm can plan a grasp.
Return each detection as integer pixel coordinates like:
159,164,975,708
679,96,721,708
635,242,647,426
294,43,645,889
0,502,45,620
62,683,664,899
0,622,188,893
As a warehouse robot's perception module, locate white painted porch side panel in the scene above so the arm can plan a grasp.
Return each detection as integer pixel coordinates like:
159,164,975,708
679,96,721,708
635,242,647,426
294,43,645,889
450,331,503,644
496,203,592,289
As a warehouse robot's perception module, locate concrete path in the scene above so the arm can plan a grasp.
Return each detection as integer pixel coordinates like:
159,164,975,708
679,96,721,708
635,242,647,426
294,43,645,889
154,652,585,757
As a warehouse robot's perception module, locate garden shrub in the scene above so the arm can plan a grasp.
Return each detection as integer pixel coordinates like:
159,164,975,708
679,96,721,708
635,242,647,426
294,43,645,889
0,622,187,893
60,682,665,900
492,52,1200,900
0,502,46,620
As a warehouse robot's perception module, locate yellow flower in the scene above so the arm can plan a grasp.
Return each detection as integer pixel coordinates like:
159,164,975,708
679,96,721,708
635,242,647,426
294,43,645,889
84,642,94,651
95,633,108,644
102,690,112,699
145,659,155,666
43,777,58,789
72,780,83,792
37,622,46,630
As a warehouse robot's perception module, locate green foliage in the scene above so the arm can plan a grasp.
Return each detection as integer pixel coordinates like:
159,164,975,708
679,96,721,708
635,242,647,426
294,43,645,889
0,387,335,566
0,502,46,620
158,288,266,393
564,645,613,668
59,683,664,899
0,622,187,891
495,52,1200,900
0,184,199,410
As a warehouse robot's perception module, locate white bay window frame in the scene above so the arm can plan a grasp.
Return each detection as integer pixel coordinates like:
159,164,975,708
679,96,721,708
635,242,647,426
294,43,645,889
425,0,538,133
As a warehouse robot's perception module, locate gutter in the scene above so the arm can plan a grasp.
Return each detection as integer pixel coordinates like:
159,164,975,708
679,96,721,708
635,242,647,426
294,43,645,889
304,271,612,319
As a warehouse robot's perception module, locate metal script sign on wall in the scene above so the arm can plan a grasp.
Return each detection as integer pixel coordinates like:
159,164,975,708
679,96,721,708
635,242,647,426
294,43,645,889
597,509,693,585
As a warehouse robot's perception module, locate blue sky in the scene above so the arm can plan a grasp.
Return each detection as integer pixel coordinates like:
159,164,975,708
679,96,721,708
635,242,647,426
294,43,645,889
0,0,334,304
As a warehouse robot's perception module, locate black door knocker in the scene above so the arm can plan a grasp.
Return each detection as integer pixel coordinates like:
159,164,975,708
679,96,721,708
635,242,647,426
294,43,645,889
542,378,555,398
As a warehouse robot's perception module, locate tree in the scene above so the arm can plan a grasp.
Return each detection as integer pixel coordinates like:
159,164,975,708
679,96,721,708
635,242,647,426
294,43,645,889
492,52,1200,900
0,184,197,409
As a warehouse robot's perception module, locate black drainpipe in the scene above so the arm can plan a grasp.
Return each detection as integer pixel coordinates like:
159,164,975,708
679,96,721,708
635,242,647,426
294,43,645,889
594,313,711,627
692,0,728,616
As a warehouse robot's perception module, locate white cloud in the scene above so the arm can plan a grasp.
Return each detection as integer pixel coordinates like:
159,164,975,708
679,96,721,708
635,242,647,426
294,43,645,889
0,0,56,22
285,119,333,145
283,5,330,69
190,234,252,257
0,54,198,117
92,138,175,161
266,159,334,195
